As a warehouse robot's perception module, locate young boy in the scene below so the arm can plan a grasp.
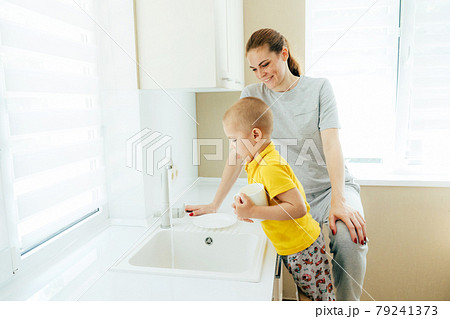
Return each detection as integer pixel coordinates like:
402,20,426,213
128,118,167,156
224,97,335,301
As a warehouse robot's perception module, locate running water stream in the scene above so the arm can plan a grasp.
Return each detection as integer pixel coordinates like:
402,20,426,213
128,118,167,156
170,210,175,269
167,166,175,269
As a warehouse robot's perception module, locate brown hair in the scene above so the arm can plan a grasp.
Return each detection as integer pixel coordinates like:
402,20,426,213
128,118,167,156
223,97,273,137
245,28,301,77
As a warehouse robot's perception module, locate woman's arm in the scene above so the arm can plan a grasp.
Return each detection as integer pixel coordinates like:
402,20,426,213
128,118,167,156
321,128,367,245
234,187,307,221
185,150,243,216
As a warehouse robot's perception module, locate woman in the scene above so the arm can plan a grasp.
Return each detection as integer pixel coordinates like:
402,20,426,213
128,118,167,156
186,28,368,301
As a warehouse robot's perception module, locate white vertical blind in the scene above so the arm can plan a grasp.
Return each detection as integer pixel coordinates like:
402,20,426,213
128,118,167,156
305,0,400,164
0,0,106,254
398,0,450,171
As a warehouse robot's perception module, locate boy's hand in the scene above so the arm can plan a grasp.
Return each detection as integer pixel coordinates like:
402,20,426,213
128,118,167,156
233,193,256,219
238,217,254,223
231,200,254,223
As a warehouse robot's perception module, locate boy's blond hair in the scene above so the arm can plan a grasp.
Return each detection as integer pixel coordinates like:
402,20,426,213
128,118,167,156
223,97,273,136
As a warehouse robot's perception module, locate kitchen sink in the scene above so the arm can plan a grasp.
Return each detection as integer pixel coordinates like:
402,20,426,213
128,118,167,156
112,228,267,282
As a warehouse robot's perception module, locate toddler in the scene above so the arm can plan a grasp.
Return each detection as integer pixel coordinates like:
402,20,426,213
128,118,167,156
224,97,335,301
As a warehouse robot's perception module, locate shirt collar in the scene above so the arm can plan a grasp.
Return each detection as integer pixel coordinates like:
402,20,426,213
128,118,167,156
246,141,275,168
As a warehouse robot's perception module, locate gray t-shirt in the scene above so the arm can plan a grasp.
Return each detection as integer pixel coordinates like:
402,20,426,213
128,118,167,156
240,75,355,193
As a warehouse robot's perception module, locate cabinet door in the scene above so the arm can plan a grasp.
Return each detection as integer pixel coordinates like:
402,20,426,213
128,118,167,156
214,0,244,90
214,0,232,88
136,0,216,89
229,0,244,89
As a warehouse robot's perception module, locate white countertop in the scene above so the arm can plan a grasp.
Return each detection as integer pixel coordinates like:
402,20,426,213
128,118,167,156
0,178,277,301
79,178,277,301
79,223,276,300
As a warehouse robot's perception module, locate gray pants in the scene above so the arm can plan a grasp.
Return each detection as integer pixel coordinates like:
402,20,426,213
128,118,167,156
306,183,368,301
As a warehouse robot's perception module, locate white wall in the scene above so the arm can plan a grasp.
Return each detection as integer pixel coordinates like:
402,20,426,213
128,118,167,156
96,0,146,223
96,0,199,223
139,90,198,217
0,179,13,285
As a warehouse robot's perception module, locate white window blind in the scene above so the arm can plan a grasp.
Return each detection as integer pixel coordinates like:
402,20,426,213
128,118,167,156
0,0,106,255
397,0,450,172
306,0,450,176
305,0,400,164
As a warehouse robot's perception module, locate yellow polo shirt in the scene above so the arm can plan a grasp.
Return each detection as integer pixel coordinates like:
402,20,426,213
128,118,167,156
245,141,320,255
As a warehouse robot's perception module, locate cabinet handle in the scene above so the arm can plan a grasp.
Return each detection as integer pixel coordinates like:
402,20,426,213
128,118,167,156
221,77,233,81
235,80,242,84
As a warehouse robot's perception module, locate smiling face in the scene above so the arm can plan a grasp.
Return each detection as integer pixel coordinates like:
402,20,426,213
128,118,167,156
247,44,291,91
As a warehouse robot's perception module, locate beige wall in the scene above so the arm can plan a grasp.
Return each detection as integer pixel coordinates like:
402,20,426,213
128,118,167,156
195,0,450,301
359,186,450,301
196,92,242,177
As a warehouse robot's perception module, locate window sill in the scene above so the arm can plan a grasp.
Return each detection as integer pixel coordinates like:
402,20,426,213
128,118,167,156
355,177,450,187
348,164,450,187
17,211,109,276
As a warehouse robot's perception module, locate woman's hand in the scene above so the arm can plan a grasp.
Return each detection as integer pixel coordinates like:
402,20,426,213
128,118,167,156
184,203,217,216
329,201,367,245
321,128,367,245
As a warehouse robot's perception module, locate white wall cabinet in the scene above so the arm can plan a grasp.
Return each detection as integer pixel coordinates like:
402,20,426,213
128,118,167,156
135,0,244,91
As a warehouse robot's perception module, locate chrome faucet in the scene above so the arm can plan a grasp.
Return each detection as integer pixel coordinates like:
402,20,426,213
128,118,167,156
160,162,172,229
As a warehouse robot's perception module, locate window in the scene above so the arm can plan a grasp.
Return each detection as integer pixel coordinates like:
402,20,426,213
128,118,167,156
305,0,450,179
0,0,106,256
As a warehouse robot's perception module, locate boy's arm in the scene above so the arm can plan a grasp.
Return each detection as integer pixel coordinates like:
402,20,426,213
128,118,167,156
235,187,307,221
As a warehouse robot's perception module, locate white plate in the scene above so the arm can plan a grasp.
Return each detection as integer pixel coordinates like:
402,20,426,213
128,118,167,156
192,213,237,229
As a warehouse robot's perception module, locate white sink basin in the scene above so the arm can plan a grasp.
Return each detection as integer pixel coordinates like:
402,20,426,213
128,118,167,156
112,227,267,282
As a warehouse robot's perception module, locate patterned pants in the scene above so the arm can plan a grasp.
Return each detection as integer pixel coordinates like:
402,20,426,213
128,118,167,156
280,232,336,301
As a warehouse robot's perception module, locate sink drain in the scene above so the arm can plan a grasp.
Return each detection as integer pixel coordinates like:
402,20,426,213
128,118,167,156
205,237,213,245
